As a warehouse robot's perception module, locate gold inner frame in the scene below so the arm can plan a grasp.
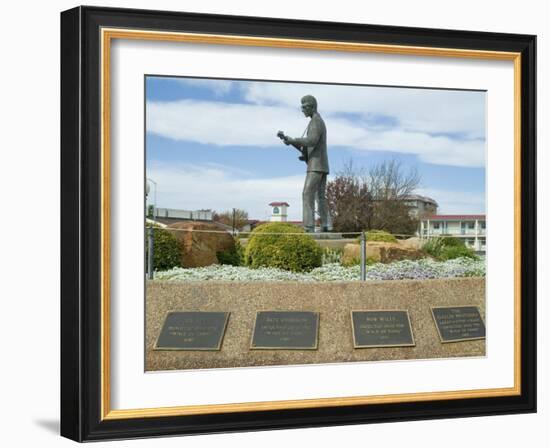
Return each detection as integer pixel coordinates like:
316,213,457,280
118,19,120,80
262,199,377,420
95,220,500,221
100,28,522,421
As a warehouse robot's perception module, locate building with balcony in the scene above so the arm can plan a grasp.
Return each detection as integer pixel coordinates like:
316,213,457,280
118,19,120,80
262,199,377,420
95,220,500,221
420,214,486,252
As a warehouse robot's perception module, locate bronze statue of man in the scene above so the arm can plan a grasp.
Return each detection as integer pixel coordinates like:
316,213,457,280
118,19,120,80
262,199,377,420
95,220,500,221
278,95,330,232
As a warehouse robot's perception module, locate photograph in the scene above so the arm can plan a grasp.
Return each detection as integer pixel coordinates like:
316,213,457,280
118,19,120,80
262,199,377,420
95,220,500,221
58,5,537,441
144,76,487,371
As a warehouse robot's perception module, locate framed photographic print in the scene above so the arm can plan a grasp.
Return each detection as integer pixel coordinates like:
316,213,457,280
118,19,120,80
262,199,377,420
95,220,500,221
60,6,536,442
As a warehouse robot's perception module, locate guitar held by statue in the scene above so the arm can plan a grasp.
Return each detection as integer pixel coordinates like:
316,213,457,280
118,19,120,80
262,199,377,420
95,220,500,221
277,130,308,163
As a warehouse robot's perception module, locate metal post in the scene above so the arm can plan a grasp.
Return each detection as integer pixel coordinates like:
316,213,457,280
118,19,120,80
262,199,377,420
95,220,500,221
146,177,157,219
360,231,366,281
147,226,154,280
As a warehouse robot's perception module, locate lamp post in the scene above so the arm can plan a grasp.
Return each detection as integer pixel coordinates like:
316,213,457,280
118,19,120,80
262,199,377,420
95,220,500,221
146,177,157,218
360,231,367,281
145,178,158,279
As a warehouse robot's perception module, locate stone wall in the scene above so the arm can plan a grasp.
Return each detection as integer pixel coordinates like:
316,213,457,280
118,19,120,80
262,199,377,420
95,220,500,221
146,278,485,371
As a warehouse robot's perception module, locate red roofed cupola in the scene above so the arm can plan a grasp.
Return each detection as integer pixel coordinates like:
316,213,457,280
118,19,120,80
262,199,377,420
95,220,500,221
269,201,289,222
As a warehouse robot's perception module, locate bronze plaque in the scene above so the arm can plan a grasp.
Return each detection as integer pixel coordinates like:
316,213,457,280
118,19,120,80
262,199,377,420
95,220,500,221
431,306,486,343
351,310,415,348
251,311,319,350
155,311,230,350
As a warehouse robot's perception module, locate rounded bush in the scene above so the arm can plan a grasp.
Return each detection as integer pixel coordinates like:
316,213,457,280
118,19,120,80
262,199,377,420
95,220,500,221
244,222,322,272
147,225,181,271
356,229,397,243
367,229,397,242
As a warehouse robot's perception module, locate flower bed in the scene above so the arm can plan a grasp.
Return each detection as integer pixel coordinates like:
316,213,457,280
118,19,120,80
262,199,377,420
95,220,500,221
154,257,485,282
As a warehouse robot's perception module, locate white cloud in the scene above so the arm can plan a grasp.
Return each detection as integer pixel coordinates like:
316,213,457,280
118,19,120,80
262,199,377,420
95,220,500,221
147,98,486,167
147,163,484,221
417,188,486,215
148,162,305,221
176,78,486,139
147,100,303,147
175,78,235,96
242,82,486,140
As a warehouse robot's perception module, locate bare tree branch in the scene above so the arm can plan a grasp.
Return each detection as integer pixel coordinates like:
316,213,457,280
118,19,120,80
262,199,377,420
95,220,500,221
327,158,420,234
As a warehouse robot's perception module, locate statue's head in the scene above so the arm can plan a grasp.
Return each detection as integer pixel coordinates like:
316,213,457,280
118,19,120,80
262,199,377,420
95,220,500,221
301,95,317,117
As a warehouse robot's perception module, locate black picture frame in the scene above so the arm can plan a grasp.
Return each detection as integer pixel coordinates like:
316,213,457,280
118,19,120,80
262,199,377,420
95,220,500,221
61,5,536,442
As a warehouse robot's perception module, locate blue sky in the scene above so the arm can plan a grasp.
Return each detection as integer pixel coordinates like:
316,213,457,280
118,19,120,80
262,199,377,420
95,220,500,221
145,76,486,221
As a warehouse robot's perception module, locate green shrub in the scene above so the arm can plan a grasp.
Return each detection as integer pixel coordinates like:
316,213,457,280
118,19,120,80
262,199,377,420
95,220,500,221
217,238,244,266
422,237,445,258
439,235,465,247
322,247,343,265
244,222,322,272
440,245,478,261
341,255,377,267
146,224,181,271
368,230,397,242
422,236,477,261
356,229,397,243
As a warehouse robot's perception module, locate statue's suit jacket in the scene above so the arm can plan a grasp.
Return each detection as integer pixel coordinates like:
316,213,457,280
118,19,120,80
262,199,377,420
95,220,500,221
293,112,329,174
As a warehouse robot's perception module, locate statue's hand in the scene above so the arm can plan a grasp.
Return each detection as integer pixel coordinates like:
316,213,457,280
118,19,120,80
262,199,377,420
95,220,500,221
277,130,291,145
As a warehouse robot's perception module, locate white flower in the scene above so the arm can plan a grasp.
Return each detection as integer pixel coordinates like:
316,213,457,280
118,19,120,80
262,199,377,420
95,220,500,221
153,257,485,282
